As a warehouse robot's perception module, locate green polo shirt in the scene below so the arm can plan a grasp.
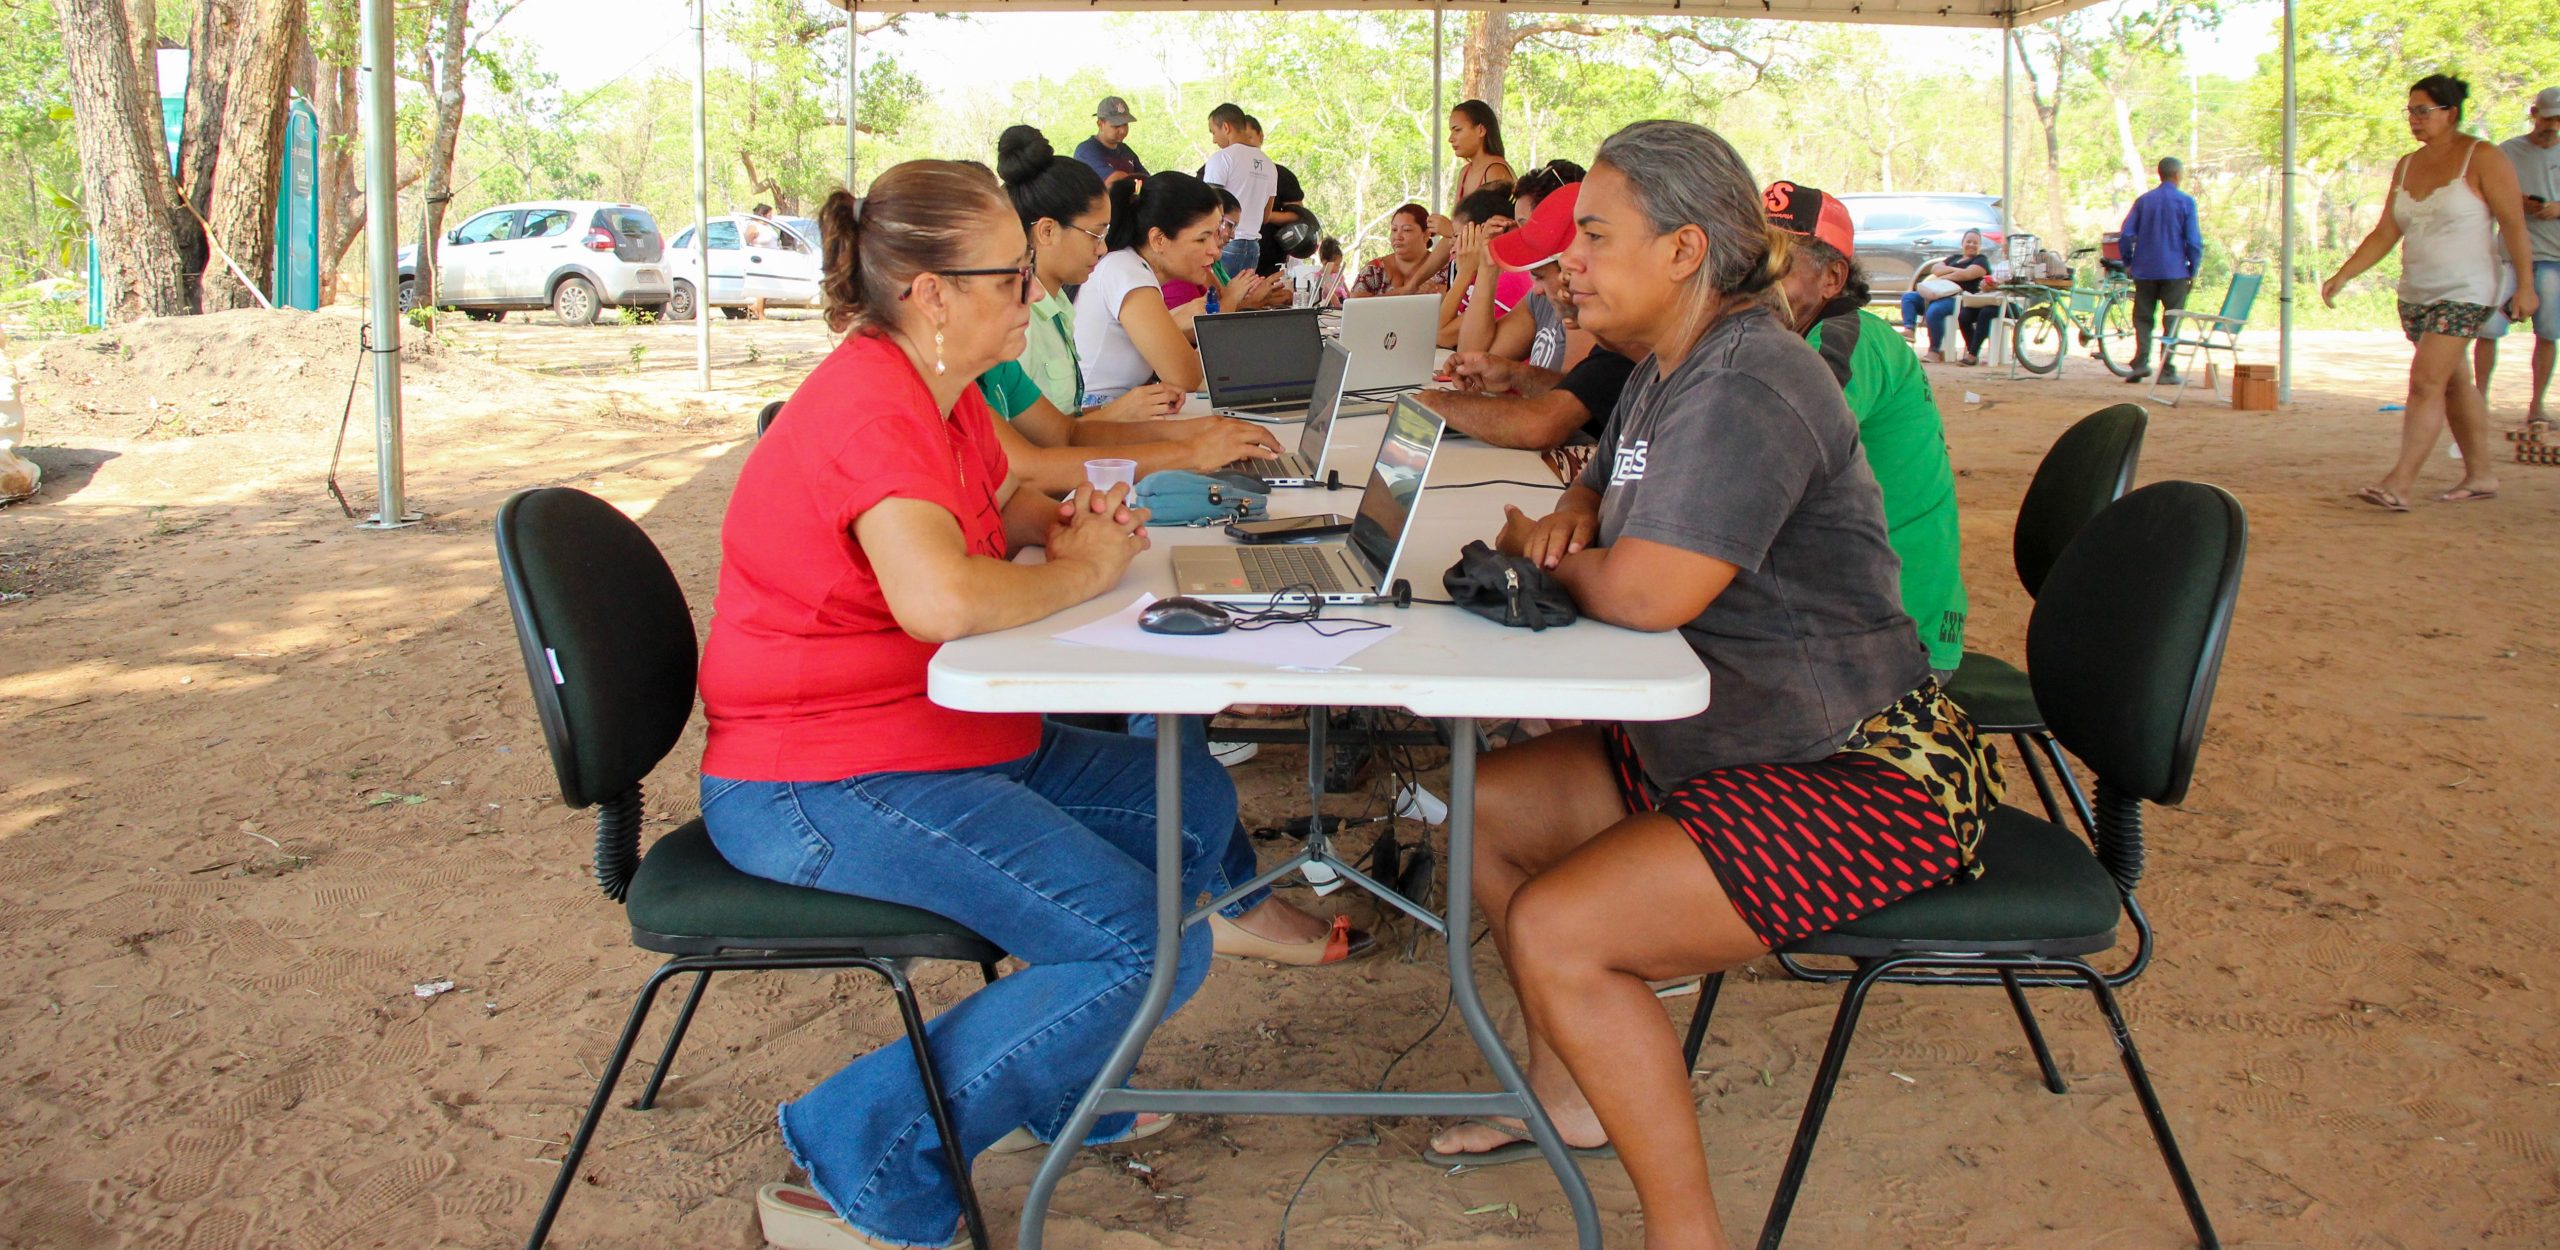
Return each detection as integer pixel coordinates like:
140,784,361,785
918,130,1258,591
975,360,1045,420
1019,287,1083,414
1808,306,1969,672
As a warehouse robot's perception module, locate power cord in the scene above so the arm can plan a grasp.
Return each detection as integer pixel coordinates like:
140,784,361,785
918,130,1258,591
1426,478,1567,491
1225,584,1396,637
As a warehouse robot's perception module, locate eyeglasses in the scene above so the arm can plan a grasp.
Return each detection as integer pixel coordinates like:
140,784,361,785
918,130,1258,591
1066,223,1109,248
2406,104,2452,119
904,260,1037,304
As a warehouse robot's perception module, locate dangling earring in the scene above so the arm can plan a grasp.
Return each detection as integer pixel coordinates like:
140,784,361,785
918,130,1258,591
932,327,946,376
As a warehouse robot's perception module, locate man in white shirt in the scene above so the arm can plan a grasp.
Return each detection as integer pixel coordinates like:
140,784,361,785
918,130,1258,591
1200,102,1276,281
2483,87,2560,428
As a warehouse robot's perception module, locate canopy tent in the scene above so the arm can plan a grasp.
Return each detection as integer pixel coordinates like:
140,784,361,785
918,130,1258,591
350,0,2301,527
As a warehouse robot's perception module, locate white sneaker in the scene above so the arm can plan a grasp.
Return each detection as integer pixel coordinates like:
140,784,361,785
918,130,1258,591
1210,740,1259,768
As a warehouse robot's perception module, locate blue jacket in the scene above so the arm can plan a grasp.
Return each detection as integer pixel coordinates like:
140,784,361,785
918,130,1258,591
2119,183,2202,282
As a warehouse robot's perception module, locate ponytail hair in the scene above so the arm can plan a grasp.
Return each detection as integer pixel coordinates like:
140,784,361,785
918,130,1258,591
1105,170,1220,254
819,160,1010,336
1452,99,1505,158
996,124,1106,231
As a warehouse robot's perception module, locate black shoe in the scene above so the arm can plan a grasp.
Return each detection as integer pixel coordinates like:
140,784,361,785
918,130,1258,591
2124,366,2150,382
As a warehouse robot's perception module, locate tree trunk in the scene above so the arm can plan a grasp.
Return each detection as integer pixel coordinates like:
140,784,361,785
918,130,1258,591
126,0,159,107
200,0,301,310
2011,30,2071,250
413,0,473,313
1462,11,1515,112
2111,91,2145,196
50,0,190,318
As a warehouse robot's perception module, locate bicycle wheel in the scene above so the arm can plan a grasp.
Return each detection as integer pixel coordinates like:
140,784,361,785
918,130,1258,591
2092,290,2139,376
2012,304,2065,374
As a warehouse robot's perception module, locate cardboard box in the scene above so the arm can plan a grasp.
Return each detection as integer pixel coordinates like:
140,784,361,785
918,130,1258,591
2233,363,2276,410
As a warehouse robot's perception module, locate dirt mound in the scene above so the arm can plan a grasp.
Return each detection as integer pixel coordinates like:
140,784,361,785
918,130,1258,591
20,307,562,441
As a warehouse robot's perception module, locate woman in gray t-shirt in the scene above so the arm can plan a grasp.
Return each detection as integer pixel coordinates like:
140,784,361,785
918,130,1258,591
1420,122,2003,1241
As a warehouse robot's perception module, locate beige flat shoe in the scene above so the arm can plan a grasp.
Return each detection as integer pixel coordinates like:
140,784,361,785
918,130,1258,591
983,1112,1176,1155
755,1183,963,1250
1210,912,1374,966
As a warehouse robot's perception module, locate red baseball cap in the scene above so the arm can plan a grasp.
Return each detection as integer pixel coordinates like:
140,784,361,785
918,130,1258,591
1762,181,1854,257
1488,182,1581,272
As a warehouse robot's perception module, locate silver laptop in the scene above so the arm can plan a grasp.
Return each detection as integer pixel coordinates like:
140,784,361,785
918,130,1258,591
1174,396,1447,605
1223,341,1350,487
1336,293,1440,395
1196,306,1325,417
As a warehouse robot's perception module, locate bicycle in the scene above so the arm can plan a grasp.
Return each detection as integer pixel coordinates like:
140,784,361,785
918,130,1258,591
2000,246,2139,377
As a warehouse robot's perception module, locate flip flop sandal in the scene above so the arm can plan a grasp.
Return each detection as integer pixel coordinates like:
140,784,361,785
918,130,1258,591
2436,487,2498,503
756,1183,965,1250
2354,486,2411,512
985,1112,1177,1155
1421,1118,1616,1170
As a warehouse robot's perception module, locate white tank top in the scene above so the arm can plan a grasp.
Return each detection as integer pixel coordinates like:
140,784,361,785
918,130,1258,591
2393,141,2507,306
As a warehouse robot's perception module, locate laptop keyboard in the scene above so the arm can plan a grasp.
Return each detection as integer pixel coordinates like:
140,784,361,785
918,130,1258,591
1239,545,1351,595
1225,454,1308,479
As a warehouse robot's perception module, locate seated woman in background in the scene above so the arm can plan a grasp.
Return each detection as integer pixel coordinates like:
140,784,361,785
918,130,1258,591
1420,123,1999,1250
979,126,1282,490
1456,159,1587,370
1350,203,1452,299
1897,228,1995,364
1437,185,1535,349
700,160,1232,1250
1159,186,1287,322
1074,172,1225,403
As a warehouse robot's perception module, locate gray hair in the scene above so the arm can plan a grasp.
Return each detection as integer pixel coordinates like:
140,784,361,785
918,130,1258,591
1592,120,1790,300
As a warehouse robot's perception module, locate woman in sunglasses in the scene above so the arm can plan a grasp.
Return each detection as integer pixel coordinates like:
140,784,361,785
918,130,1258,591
2325,73,2540,510
699,159,1232,1250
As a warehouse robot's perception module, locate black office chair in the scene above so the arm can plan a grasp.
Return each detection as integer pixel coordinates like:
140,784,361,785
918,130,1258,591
496,486,1004,1250
1686,480,2243,1250
755,399,785,436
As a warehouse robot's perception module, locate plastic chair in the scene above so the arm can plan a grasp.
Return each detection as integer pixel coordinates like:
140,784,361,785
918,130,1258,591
496,487,1004,1250
2150,261,2263,408
755,399,785,436
1686,480,2245,1250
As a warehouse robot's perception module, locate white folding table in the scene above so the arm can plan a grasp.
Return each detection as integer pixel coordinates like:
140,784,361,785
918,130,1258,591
928,422,1708,1250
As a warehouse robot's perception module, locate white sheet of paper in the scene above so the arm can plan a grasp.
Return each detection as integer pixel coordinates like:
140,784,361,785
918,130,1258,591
1053,594,1396,671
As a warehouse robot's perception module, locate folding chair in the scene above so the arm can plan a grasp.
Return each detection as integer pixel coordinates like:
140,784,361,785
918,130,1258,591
2150,261,2263,408
1686,480,2244,1250
496,487,1005,1250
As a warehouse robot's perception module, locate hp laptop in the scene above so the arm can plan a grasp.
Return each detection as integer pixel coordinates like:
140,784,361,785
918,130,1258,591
1224,341,1351,487
1173,396,1447,604
1336,293,1440,395
1196,306,1325,417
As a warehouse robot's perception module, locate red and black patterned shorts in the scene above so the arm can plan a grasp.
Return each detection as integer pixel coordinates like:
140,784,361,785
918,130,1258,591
1600,725,1967,951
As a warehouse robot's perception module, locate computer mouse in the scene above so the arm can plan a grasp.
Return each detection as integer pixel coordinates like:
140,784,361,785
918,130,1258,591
1138,596,1234,636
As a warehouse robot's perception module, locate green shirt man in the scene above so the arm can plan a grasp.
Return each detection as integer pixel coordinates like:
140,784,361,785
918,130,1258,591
1807,304,1969,673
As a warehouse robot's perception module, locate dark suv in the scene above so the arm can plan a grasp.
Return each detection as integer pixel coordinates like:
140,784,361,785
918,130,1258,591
1835,193,2006,301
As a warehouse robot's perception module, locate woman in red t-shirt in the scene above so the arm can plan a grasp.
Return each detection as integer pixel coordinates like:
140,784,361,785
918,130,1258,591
696,160,1234,1250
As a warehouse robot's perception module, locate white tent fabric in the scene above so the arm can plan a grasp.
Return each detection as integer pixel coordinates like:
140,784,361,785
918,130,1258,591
355,0,2299,523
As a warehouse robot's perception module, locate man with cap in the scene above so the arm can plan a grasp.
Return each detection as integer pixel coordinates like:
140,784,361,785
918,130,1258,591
2118,156,2205,384
1765,180,1969,679
1074,97,1148,187
1419,181,1641,451
2481,88,2560,429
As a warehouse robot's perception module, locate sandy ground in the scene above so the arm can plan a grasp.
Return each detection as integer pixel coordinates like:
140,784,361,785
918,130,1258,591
2,305,2556,1250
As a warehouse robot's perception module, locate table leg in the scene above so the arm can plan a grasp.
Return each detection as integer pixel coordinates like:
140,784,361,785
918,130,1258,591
1019,716,1190,1250
1443,718,1603,1250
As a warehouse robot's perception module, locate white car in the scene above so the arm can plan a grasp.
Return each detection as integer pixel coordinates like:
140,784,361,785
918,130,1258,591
663,215,823,320
397,201,670,326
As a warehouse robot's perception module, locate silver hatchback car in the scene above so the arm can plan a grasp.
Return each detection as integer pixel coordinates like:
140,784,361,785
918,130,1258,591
1836,193,2006,301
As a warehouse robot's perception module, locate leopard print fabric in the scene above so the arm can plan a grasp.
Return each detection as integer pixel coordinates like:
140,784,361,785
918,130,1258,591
1838,679,2006,879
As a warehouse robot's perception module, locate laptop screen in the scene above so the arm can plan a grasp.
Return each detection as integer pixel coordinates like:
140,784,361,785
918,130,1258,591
1348,397,1444,580
1297,341,1351,463
1196,307,1324,408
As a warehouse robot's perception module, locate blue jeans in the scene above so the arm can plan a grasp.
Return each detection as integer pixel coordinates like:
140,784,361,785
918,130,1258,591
700,720,1234,1247
1901,291,1957,353
1125,714,1272,919
1219,237,1263,282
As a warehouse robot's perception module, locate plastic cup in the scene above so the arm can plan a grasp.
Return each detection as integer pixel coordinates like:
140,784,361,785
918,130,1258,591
1084,458,1138,493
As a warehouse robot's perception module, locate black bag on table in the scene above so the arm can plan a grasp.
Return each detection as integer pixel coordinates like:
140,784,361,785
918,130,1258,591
1441,540,1578,631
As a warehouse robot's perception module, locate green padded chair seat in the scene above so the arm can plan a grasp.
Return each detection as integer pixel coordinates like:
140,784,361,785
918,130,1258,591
625,820,1002,961
1788,805,2121,959
1947,650,2043,734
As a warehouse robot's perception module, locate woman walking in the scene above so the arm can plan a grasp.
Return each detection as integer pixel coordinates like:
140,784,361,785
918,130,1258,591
2324,74,2540,509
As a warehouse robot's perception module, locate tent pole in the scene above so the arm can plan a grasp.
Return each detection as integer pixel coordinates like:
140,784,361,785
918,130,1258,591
1431,5,1444,211
2279,0,2296,404
846,5,859,189
358,0,412,529
2001,17,2014,246
693,0,711,391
